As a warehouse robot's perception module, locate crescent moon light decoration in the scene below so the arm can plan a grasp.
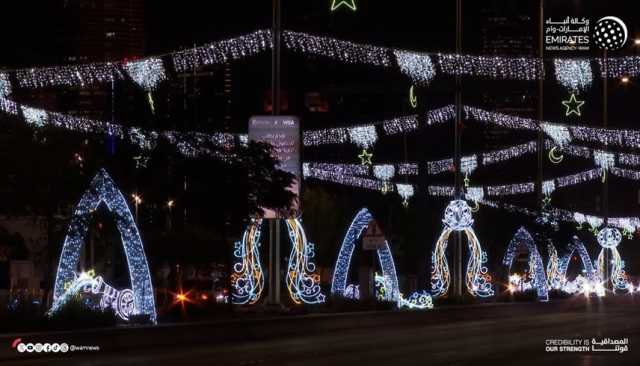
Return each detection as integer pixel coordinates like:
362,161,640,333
548,147,564,164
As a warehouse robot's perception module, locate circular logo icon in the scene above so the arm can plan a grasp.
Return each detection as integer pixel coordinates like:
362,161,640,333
17,343,26,353
51,343,60,353
593,16,628,50
60,343,69,353
43,343,51,353
34,343,43,353
26,343,34,353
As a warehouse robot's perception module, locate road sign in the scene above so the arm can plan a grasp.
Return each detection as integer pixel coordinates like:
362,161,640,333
362,220,386,250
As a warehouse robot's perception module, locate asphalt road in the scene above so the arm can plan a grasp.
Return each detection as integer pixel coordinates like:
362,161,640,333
4,299,640,366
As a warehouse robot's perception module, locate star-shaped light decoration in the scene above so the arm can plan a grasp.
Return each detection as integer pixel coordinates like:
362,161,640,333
562,93,585,117
133,155,150,169
358,149,373,166
331,0,357,11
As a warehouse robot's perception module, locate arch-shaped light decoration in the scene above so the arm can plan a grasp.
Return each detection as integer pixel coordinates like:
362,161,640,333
596,227,631,292
284,218,325,304
557,237,600,294
231,220,265,305
331,208,400,302
52,169,156,323
502,227,549,301
431,200,494,298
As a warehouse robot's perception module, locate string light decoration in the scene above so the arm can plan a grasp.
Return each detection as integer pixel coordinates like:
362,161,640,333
172,30,273,72
0,97,18,115
52,169,156,323
428,185,455,197
610,167,640,181
49,271,136,321
431,200,494,298
303,163,389,192
568,125,640,150
394,50,436,84
331,208,400,301
594,150,615,181
382,115,419,135
284,218,325,305
562,93,585,117
397,291,434,310
482,141,538,166
542,180,556,197
437,54,543,80
427,158,453,175
618,153,640,168
598,56,640,78
397,163,419,176
486,182,535,196
16,63,123,89
21,106,48,128
231,220,265,305
546,242,563,290
396,184,414,207
460,155,478,186
373,165,395,181
426,105,457,125
358,149,374,166
596,227,631,292
558,237,598,290
555,169,602,188
124,58,166,91
554,59,593,92
0,73,11,98
304,163,370,177
349,125,378,149
502,227,549,301
283,31,392,67
464,106,540,130
303,127,348,146
541,123,572,147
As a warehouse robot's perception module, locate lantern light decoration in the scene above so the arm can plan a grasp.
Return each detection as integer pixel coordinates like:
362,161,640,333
284,218,325,304
502,227,549,301
231,220,265,305
331,208,400,301
431,200,494,298
52,169,156,323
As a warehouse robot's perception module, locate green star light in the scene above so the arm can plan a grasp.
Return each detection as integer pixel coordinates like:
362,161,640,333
331,0,357,12
562,93,585,117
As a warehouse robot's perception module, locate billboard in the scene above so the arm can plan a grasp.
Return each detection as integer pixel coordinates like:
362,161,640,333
248,116,300,219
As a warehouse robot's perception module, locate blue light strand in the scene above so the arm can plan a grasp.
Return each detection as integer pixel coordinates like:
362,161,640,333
502,227,549,301
52,169,156,323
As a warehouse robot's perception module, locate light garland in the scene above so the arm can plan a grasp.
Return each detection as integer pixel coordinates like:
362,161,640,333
16,63,123,89
303,127,348,146
52,169,156,323
373,165,395,181
283,31,391,67
554,59,593,92
428,185,455,197
541,123,572,147
284,218,325,304
555,169,602,188
486,182,535,196
426,105,457,126
438,54,543,80
348,125,378,149
397,291,434,310
618,153,640,168
397,163,419,176
331,208,399,301
382,115,419,135
124,58,166,91
610,167,640,181
231,221,265,305
21,106,48,128
304,163,370,177
431,200,493,298
502,227,549,301
394,50,436,84
482,141,537,166
594,150,615,170
598,56,640,78
172,30,272,72
302,164,389,192
0,73,11,98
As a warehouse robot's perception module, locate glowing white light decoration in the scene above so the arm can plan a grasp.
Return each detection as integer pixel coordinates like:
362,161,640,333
0,97,18,115
594,150,615,170
542,180,556,196
597,227,622,249
397,163,419,176
599,56,640,78
437,54,543,80
569,125,640,150
21,106,48,128
610,167,640,181
172,30,273,72
428,185,455,197
426,105,457,125
284,218,325,304
465,187,484,203
618,153,640,168
427,158,453,175
502,228,548,301
486,182,535,196
303,127,348,146
464,106,539,130
231,221,265,305
124,58,166,91
460,155,478,176
432,200,493,298
283,31,391,67
555,169,603,188
482,141,538,166
596,227,631,292
349,126,378,149
554,59,593,92
397,291,434,310
396,184,414,204
541,123,572,147
394,50,436,84
53,169,156,323
586,215,604,233
546,242,563,290
304,163,370,177
373,165,395,181
0,73,11,98
331,208,399,301
382,115,419,135
303,164,389,192
16,63,123,89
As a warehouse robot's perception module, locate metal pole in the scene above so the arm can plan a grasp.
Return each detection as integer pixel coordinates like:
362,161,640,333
603,49,610,287
267,0,282,306
536,0,544,208
454,0,463,298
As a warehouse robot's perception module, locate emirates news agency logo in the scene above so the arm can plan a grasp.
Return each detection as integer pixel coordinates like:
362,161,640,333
593,16,628,50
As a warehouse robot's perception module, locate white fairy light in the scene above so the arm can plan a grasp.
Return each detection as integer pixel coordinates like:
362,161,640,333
460,155,478,175
0,72,11,98
465,187,484,202
124,58,166,91
428,185,455,197
598,56,640,78
618,153,640,168
610,167,640,181
594,150,615,170
396,184,415,201
541,123,572,147
373,165,395,181
542,180,556,196
394,50,436,84
554,59,593,92
349,125,378,149
481,141,537,166
172,30,273,72
21,106,48,128
437,54,543,80
427,158,453,175
425,105,456,126
486,182,535,196
382,115,419,135
574,212,586,226
303,164,388,192
397,163,419,176
283,31,391,67
303,127,348,146
555,169,602,188
16,62,123,89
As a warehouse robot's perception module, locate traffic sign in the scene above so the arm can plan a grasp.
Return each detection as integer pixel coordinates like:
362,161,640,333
363,220,386,250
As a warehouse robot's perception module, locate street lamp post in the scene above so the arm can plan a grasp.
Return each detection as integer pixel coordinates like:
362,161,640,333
132,193,142,224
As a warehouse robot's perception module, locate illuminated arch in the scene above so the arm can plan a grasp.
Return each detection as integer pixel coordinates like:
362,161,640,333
502,227,548,301
558,237,596,280
52,169,156,322
331,208,399,301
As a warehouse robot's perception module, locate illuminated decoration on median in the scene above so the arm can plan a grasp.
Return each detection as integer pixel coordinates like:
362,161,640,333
431,200,494,298
284,218,326,304
330,0,357,12
554,59,593,92
596,227,632,292
231,220,265,305
546,242,563,290
557,237,598,292
562,93,585,117
331,208,400,302
49,271,136,321
52,169,156,323
502,227,549,301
